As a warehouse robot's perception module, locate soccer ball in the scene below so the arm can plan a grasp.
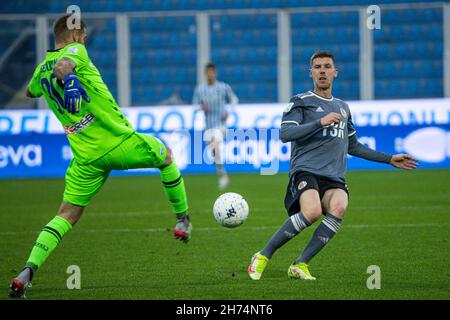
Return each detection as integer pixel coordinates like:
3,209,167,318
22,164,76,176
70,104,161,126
213,192,249,228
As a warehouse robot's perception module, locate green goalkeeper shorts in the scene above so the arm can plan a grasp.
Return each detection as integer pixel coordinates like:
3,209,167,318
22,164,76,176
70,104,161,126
63,132,167,207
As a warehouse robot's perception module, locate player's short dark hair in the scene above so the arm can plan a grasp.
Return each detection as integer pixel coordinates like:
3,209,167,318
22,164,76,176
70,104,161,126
205,63,216,71
310,51,335,66
53,14,86,43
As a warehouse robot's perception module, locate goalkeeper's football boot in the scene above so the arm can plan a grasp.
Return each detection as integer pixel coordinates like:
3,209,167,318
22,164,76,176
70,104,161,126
9,267,33,299
173,214,192,243
247,252,269,280
288,262,316,280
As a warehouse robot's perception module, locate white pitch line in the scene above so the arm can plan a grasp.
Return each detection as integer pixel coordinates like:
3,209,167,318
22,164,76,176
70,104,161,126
0,223,448,236
88,204,449,217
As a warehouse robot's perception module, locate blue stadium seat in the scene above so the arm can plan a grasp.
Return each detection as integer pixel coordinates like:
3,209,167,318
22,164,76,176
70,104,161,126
291,64,310,82
292,80,314,94
249,68,264,81
130,18,144,31
338,63,359,81
40,0,436,13
32,0,444,104
131,34,144,49
213,14,276,30
382,8,442,25
132,51,147,65
99,67,115,84
375,80,409,99
180,85,194,102
135,67,151,82
89,32,116,50
333,80,359,100
374,5,443,99
102,0,116,12
420,78,443,97
123,0,138,11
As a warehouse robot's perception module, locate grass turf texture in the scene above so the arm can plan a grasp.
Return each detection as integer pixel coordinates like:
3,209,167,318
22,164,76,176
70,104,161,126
1,169,449,300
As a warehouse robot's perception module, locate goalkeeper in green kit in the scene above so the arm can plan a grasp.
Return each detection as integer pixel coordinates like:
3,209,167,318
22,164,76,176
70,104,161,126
9,14,191,298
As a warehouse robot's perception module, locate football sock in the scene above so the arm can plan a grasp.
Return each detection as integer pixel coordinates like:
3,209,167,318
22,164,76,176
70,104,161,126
217,166,226,176
295,213,342,264
160,162,188,217
26,215,72,272
212,144,225,175
260,212,311,259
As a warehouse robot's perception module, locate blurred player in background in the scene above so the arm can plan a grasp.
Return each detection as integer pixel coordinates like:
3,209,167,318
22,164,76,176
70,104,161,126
193,63,239,190
248,51,418,281
9,14,192,299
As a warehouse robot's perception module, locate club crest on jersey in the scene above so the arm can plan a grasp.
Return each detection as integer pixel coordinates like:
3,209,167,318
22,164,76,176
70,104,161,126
298,181,307,190
340,107,347,118
284,102,294,113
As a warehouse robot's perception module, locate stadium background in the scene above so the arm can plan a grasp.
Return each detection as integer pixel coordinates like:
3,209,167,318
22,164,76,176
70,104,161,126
1,0,449,178
0,0,449,301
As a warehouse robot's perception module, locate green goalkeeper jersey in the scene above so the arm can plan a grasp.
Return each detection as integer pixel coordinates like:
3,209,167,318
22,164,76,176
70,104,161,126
28,43,134,164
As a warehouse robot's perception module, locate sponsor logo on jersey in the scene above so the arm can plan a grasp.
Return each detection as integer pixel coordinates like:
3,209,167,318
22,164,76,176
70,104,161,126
340,107,347,118
297,180,307,190
315,106,325,112
64,113,96,135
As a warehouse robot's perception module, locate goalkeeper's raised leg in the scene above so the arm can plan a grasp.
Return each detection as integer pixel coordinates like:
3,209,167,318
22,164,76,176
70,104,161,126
9,13,192,299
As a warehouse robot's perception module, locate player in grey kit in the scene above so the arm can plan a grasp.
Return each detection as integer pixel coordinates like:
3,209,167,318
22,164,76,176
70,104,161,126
248,51,418,280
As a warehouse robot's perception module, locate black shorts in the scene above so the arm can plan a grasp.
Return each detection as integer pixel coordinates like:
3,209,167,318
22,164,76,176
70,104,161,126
284,171,349,216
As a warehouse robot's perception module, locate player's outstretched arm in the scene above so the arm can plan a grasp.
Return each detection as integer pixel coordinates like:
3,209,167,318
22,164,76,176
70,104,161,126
348,133,392,163
389,154,419,170
348,134,418,170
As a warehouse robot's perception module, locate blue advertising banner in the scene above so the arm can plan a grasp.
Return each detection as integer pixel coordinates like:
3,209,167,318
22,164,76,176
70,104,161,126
1,98,450,135
1,124,449,179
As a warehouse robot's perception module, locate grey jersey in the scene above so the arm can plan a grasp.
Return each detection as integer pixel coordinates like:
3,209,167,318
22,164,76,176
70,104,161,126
280,91,356,183
193,81,238,129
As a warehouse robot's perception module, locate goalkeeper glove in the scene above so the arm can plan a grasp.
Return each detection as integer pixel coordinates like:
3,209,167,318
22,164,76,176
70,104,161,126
63,73,90,114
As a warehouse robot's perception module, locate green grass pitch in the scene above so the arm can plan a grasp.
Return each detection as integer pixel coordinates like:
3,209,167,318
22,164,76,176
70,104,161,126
1,169,449,300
